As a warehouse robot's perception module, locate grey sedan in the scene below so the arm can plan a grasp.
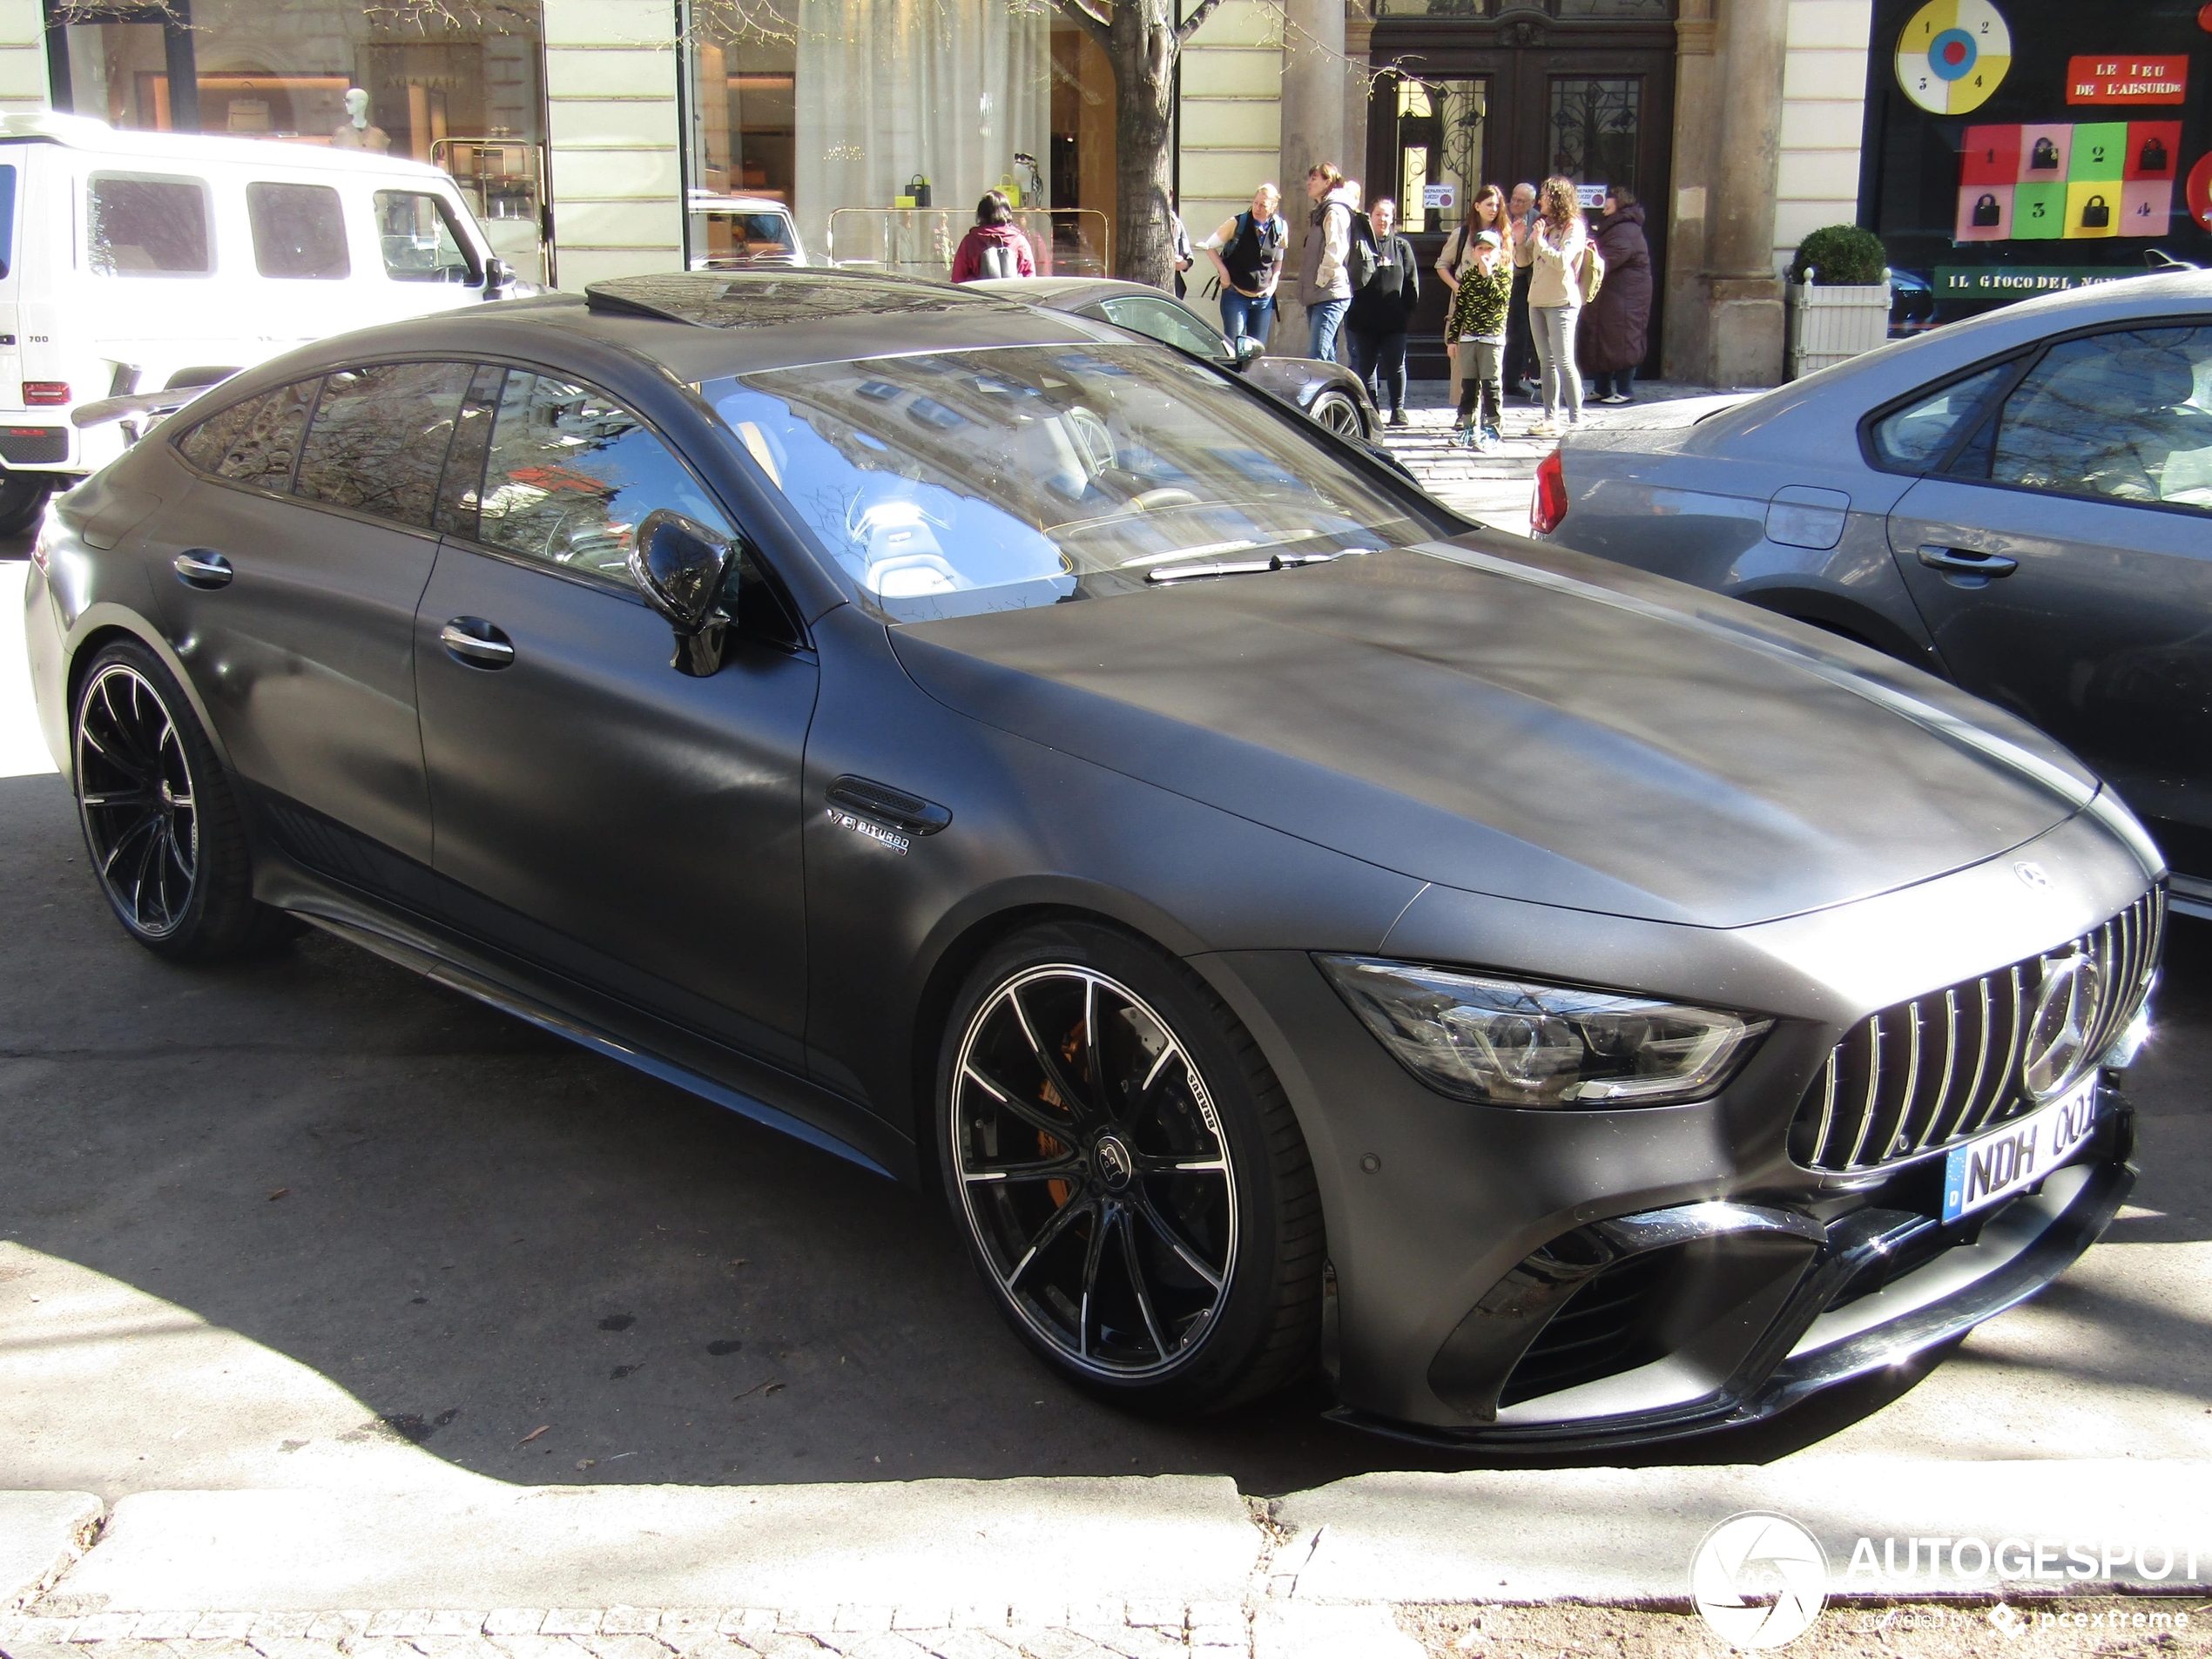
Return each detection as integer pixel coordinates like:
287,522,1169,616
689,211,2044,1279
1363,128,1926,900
1537,268,2212,921
969,276,1377,440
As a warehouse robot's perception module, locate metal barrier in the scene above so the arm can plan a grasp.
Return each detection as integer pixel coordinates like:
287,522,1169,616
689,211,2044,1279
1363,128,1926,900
825,208,1113,281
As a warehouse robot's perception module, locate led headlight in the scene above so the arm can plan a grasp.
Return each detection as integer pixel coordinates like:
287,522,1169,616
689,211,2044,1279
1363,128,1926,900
1317,955,1771,1108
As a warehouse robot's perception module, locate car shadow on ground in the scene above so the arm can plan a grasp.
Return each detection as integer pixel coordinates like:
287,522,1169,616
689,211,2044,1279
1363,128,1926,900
2,765,2203,1498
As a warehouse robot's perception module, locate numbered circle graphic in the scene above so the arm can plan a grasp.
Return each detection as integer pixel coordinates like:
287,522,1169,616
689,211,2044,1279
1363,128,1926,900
1897,0,2013,113
2188,152,2212,232
1690,1512,1830,1651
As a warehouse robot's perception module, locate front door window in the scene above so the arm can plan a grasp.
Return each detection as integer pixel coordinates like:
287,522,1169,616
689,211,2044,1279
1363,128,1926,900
1548,77,1641,196
1395,78,1487,236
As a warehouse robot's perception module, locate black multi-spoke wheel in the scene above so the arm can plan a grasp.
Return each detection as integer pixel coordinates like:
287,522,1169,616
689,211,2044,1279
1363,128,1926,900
1310,390,1364,439
939,922,1322,1411
71,640,284,961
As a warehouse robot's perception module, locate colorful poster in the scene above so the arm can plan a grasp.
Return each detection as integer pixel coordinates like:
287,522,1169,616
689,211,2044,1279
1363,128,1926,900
1953,122,2175,241
1897,0,2015,113
2066,55,2189,101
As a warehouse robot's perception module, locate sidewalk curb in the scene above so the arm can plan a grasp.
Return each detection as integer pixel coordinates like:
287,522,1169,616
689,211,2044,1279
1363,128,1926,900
0,1493,102,1611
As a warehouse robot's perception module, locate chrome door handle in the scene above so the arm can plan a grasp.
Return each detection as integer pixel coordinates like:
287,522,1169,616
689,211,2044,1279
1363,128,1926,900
1918,544,2018,577
172,550,233,589
439,618,516,669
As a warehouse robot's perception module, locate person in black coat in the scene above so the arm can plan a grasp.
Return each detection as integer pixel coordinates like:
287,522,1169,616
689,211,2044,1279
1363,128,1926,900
1583,187,1653,403
1344,197,1421,426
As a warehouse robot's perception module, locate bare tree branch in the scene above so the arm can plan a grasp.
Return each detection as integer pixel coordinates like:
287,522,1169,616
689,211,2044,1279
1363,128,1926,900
1053,0,1116,54
1173,0,1225,45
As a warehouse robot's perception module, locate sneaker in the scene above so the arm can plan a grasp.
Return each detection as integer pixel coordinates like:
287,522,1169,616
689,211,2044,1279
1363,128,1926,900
1533,418,1560,438
1447,423,1474,449
1597,393,1631,406
1387,410,1409,428
1480,426,1502,448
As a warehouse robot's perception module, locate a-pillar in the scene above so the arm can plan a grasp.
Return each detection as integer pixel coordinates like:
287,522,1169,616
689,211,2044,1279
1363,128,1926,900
1694,0,1790,387
1277,0,1346,349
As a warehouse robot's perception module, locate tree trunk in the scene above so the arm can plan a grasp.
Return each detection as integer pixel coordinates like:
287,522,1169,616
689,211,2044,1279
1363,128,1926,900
1110,10,1177,289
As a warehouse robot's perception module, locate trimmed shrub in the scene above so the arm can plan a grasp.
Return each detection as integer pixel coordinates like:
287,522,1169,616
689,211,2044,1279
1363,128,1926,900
1788,224,1888,287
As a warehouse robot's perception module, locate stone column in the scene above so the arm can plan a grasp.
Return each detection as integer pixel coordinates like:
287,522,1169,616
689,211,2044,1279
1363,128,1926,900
1698,0,1790,386
1659,0,1717,381
1277,0,1346,347
1344,3,1374,204
542,0,685,289
0,0,49,114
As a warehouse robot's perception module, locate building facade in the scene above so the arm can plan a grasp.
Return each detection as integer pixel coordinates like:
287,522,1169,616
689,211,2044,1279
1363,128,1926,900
32,0,2131,388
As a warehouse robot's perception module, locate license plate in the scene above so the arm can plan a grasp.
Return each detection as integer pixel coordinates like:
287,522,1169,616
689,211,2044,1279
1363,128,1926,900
1942,1078,2099,1224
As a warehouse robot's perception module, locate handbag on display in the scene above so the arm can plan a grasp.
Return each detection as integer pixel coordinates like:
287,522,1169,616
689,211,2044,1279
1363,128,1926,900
906,174,932,207
2140,137,2168,174
1972,192,2001,226
2030,136,2060,170
997,172,1022,208
2081,193,2111,229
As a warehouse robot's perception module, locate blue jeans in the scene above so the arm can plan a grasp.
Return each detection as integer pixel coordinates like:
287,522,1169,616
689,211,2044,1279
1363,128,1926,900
1306,297,1350,364
1220,290,1275,348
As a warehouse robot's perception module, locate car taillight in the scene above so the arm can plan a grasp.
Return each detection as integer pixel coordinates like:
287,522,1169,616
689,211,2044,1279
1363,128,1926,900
24,381,70,406
1531,447,1568,536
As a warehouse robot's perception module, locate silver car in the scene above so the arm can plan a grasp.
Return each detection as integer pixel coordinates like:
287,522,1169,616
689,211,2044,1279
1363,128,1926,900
1537,268,2212,922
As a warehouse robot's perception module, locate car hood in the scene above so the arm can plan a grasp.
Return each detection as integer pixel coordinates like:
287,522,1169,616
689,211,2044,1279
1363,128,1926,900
888,538,2109,927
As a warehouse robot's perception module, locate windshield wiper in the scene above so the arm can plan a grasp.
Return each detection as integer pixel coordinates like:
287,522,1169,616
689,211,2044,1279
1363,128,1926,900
1145,548,1372,584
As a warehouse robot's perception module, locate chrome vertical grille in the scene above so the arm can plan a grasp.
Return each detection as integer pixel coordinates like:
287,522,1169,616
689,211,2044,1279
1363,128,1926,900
1791,887,2165,1174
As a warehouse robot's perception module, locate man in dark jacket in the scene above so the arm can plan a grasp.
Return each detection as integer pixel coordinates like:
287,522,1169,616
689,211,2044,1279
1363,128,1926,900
1344,197,1420,427
1582,187,1653,403
1504,181,1538,399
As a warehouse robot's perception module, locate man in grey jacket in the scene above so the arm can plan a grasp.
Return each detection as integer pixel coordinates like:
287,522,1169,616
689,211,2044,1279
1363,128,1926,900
1299,163,1358,363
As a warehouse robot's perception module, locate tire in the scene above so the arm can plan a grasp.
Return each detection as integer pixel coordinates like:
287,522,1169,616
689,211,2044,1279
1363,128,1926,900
71,638,288,961
0,472,54,539
1309,390,1364,439
936,919,1323,1413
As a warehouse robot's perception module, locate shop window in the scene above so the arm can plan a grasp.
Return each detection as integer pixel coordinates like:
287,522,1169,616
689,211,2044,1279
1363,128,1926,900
374,190,480,284
247,182,350,280
87,173,212,276
295,362,473,529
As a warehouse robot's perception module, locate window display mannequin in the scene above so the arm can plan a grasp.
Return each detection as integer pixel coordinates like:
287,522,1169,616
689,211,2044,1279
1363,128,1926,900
332,88,391,152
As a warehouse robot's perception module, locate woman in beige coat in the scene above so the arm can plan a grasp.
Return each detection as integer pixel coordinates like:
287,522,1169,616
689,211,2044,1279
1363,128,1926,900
1519,175,1589,436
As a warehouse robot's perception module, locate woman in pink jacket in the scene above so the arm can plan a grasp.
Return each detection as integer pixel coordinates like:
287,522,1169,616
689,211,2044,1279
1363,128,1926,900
950,192,1036,282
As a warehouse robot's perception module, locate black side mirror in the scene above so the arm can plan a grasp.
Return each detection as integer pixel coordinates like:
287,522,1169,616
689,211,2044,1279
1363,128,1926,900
481,256,514,298
1231,336,1264,370
629,509,739,676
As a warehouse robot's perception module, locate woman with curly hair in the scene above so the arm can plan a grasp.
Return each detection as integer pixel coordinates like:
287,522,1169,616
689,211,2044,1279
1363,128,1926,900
1517,174,1589,435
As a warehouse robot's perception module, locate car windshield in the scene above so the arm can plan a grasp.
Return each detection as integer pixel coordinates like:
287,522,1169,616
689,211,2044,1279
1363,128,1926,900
705,345,1433,620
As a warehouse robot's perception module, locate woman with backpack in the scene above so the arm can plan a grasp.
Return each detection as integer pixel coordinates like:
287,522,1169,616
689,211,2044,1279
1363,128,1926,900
1201,185,1289,347
1582,185,1651,404
1519,175,1592,436
950,192,1035,283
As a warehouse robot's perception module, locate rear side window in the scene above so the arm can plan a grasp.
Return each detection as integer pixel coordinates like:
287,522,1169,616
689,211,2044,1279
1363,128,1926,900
88,174,212,275
178,378,317,488
247,182,349,280
0,164,16,280
1867,361,2012,473
294,361,472,529
374,190,479,284
1974,327,2212,511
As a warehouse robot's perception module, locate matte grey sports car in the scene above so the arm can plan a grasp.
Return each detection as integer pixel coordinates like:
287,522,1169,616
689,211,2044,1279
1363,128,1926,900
968,275,1378,440
25,271,2165,1446
1536,268,2212,925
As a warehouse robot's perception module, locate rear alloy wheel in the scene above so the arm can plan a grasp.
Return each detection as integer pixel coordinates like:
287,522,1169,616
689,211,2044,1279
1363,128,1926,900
72,640,286,960
939,922,1322,1412
1309,390,1364,439
0,472,54,540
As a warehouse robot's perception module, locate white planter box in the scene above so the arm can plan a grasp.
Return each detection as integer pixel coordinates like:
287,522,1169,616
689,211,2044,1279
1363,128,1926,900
1786,280,1892,380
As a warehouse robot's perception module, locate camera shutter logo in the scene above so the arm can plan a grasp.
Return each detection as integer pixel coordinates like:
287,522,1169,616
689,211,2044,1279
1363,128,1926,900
1690,1512,1829,1649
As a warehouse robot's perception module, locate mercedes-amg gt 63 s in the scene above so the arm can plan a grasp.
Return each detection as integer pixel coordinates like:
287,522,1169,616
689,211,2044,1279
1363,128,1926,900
25,272,2165,1447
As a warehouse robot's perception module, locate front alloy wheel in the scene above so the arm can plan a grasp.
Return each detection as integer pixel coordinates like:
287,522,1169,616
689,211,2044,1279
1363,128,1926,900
77,661,200,939
1310,390,1364,438
940,923,1321,1411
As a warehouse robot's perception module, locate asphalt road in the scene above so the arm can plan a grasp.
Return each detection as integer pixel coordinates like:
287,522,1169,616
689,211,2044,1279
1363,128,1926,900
3,554,2207,1504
